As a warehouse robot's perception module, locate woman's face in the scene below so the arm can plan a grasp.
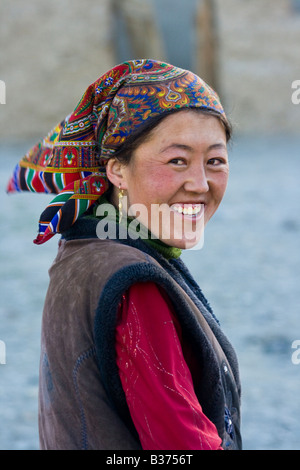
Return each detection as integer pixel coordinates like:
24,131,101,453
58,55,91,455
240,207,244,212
116,110,229,249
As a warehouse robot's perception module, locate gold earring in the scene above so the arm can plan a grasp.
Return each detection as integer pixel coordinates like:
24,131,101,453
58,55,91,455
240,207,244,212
118,185,124,224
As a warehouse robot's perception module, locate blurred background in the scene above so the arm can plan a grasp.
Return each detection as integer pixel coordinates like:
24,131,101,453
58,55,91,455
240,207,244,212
1,0,300,450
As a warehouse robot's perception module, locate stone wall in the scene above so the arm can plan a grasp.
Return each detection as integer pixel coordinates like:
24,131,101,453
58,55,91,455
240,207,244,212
215,0,300,134
1,0,300,139
0,0,116,140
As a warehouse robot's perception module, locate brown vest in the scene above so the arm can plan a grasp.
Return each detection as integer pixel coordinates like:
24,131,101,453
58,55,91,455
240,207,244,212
39,238,241,450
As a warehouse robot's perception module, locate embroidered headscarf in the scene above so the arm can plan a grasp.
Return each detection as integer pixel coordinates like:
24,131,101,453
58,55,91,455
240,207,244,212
7,59,225,244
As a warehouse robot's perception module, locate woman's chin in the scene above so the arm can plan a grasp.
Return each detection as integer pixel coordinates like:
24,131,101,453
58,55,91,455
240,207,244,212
161,233,205,251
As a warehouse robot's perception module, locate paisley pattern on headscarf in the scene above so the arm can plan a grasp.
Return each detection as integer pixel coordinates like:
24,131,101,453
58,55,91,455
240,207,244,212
7,59,225,244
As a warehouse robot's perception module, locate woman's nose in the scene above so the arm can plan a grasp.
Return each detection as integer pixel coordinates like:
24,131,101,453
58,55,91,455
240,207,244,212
184,165,209,194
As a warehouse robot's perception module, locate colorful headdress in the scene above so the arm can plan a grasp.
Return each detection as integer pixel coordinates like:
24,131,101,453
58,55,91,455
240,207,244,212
7,59,225,244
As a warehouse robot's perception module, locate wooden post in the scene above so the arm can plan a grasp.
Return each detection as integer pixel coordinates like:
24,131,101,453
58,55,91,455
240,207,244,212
195,0,220,93
112,0,165,60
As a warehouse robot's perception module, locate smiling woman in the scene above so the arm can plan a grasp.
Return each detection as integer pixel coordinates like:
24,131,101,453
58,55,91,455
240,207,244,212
7,59,241,450
107,109,229,249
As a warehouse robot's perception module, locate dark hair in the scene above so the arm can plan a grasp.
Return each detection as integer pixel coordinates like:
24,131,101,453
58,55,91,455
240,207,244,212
113,107,232,166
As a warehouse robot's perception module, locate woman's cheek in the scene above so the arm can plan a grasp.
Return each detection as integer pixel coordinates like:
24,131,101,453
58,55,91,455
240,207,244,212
147,170,176,198
212,169,229,195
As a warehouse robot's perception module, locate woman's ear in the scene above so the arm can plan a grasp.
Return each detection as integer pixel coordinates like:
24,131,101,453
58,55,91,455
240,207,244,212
106,158,127,189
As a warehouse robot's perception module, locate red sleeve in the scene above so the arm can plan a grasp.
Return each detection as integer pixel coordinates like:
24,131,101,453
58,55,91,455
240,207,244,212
115,282,223,450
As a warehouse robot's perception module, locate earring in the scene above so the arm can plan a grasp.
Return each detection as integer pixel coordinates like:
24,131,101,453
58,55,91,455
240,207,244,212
118,185,124,224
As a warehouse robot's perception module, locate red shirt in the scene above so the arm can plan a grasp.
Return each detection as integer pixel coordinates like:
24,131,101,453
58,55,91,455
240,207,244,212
115,282,223,450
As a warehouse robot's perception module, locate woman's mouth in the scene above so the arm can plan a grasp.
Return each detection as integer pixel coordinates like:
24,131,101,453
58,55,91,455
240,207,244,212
170,203,205,218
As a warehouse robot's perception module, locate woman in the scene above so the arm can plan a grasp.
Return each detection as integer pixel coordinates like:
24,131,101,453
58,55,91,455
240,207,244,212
7,59,242,450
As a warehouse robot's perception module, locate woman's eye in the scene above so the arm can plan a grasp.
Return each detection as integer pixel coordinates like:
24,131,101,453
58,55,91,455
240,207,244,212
207,158,226,166
169,158,186,166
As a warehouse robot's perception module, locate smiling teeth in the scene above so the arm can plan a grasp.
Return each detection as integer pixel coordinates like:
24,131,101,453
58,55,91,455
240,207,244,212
172,205,202,215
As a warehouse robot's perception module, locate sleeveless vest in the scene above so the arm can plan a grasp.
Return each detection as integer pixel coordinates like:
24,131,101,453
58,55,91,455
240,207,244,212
39,219,242,450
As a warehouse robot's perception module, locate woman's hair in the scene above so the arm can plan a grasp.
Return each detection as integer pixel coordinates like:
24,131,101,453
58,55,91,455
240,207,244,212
112,107,232,166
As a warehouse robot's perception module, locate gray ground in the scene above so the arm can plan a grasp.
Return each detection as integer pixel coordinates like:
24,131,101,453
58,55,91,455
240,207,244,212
0,134,300,450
